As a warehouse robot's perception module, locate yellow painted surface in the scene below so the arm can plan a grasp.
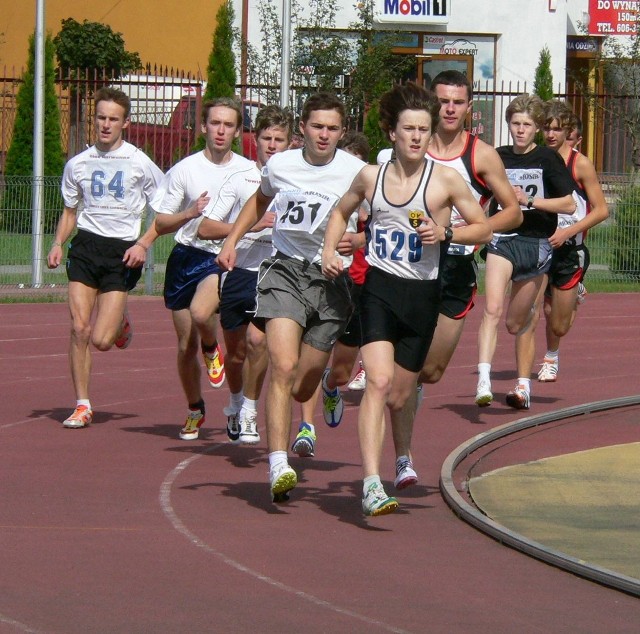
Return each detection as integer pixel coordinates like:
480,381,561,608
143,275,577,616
469,443,640,580
0,0,225,76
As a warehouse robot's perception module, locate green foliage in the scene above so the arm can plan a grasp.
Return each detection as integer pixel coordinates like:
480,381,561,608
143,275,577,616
2,34,64,234
203,1,237,101
363,101,390,163
195,1,238,152
533,45,554,143
611,183,640,279
533,45,554,101
53,18,141,82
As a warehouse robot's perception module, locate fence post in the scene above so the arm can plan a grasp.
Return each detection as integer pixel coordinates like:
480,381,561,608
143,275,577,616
144,207,155,295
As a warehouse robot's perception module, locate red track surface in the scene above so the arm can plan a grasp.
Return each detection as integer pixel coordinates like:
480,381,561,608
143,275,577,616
1,293,639,633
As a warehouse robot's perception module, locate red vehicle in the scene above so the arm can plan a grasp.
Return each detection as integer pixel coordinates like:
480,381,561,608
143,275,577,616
126,95,261,171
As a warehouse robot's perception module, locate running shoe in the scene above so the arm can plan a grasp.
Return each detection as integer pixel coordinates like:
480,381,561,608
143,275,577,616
347,362,366,391
362,482,399,517
475,379,493,407
577,282,587,305
538,357,559,382
179,409,205,440
114,312,133,349
203,345,225,388
63,405,93,429
291,422,316,457
224,406,240,443
238,409,260,444
270,463,297,503
322,368,344,427
506,384,531,410
394,457,418,490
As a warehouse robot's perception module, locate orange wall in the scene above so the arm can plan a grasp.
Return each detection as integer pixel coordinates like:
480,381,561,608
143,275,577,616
0,0,225,76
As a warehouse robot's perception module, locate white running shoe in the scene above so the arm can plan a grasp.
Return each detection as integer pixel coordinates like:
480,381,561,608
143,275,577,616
362,482,399,516
538,358,558,382
224,406,241,443
475,379,493,407
270,463,297,503
238,409,260,444
394,457,418,490
347,362,366,391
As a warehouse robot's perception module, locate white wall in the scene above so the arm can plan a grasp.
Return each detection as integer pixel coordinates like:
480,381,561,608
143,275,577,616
235,0,586,88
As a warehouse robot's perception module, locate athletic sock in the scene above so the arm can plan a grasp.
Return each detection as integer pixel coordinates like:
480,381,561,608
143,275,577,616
201,340,218,355
363,474,382,496
544,349,559,362
268,451,288,472
77,399,91,409
229,391,244,412
188,398,205,414
478,363,491,383
517,378,531,392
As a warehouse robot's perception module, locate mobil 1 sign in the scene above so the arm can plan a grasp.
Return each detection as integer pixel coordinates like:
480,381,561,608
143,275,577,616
373,0,450,24
588,0,639,35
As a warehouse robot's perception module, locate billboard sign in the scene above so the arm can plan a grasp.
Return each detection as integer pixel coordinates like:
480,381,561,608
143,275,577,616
374,0,450,25
588,0,639,35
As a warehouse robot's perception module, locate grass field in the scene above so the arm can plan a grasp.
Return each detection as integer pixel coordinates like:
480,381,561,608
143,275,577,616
1,222,638,301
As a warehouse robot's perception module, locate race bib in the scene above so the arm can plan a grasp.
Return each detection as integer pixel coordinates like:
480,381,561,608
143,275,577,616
274,190,335,234
506,168,545,209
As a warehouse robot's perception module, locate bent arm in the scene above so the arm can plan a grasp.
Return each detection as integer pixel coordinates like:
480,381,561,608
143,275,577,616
478,145,523,232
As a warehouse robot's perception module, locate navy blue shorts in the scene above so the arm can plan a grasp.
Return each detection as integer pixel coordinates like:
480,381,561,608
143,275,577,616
220,267,259,331
163,243,221,311
66,229,141,292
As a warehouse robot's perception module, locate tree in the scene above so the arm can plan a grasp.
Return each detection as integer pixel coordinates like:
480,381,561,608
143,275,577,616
2,32,64,234
53,18,142,153
533,45,554,101
195,0,238,151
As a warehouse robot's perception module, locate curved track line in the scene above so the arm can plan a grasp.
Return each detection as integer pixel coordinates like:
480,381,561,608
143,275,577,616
0,614,44,633
440,395,640,597
159,446,412,634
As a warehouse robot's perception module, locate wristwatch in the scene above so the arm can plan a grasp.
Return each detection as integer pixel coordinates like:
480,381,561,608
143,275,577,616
443,226,454,242
527,195,535,209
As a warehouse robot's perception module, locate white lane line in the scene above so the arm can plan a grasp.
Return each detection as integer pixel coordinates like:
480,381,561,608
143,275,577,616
159,447,412,634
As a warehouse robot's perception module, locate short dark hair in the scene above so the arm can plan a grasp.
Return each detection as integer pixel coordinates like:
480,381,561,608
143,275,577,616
430,70,473,101
201,97,242,128
300,92,346,126
378,82,440,139
94,87,131,119
338,131,370,161
254,105,294,141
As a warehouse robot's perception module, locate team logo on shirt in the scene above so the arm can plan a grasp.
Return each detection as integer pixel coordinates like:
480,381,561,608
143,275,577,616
408,210,423,229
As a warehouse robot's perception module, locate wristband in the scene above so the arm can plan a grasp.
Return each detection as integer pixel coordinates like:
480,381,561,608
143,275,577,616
135,242,148,251
52,241,63,247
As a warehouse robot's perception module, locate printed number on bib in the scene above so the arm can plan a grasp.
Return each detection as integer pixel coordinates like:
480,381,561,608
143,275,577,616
374,228,422,263
91,170,125,200
276,191,334,234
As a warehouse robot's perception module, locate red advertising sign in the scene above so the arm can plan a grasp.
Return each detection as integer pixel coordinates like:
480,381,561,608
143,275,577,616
588,0,639,35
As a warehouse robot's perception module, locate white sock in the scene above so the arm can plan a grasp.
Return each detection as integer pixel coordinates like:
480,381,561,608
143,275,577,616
77,399,91,409
478,363,491,383
363,474,381,495
268,451,288,472
229,391,244,412
544,349,559,362
518,378,531,392
241,398,258,414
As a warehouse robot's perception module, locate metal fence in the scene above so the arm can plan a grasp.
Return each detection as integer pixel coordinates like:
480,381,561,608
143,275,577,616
0,173,638,294
0,67,639,293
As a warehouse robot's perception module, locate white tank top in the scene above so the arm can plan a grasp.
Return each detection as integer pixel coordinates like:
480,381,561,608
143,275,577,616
366,159,442,280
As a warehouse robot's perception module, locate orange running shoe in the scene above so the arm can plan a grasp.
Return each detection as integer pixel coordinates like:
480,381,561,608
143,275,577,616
63,405,93,429
203,344,225,388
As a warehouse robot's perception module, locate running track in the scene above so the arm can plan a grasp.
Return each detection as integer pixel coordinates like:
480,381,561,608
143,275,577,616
0,293,639,633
